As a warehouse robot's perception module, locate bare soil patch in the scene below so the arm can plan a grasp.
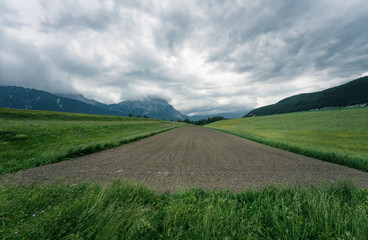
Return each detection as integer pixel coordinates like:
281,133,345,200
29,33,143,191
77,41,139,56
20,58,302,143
3,126,368,193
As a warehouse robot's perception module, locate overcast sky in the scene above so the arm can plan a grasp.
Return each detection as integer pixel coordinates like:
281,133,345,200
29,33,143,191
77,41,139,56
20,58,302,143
1,0,367,115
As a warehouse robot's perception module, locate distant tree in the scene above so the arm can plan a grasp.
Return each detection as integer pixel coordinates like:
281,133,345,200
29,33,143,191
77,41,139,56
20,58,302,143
144,115,148,118
184,118,190,125
137,115,141,118
128,113,133,117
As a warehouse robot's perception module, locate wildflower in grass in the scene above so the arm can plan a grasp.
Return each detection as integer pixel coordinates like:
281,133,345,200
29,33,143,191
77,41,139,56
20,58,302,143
32,214,36,217
41,210,45,213
15,232,18,235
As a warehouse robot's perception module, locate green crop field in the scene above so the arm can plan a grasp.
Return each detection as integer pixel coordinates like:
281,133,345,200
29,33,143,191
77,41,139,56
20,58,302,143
0,108,183,175
207,107,368,172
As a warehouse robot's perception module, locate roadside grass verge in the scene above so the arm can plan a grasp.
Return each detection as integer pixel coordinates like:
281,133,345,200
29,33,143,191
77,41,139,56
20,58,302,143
0,108,184,175
206,107,368,172
1,180,367,239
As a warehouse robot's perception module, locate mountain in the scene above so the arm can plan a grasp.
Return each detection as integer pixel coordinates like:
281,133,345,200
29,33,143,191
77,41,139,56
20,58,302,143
58,93,187,121
189,110,251,121
106,97,187,121
0,86,187,121
0,86,124,116
56,93,105,108
245,76,368,117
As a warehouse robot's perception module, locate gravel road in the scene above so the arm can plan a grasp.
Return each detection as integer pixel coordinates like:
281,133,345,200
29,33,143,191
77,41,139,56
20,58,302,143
3,126,368,193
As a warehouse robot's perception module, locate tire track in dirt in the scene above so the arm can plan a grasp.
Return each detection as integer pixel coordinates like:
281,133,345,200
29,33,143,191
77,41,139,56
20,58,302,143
3,126,368,193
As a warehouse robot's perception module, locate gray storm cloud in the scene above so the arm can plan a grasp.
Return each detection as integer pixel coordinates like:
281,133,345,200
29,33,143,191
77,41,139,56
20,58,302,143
0,0,367,115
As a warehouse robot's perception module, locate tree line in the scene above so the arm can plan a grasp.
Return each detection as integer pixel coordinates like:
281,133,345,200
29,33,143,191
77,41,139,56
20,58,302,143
179,116,226,125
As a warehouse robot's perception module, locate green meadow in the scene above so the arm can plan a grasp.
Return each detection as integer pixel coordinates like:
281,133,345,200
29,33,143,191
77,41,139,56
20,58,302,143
0,108,183,175
207,107,368,172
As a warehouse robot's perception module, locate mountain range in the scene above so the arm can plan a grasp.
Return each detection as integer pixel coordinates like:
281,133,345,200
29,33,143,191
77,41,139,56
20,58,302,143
0,86,187,121
3,76,365,120
245,76,368,117
58,93,187,121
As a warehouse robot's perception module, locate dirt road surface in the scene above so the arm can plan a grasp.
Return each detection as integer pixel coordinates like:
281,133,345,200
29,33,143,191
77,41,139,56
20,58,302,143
3,126,368,193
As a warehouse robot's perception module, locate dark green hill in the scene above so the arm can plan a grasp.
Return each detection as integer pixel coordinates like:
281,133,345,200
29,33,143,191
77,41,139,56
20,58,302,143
0,86,123,116
245,76,368,117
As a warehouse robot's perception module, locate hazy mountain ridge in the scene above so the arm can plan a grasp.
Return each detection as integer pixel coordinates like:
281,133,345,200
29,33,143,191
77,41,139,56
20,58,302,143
106,97,187,121
189,110,251,121
245,76,368,117
0,86,187,121
56,93,106,108
58,93,187,121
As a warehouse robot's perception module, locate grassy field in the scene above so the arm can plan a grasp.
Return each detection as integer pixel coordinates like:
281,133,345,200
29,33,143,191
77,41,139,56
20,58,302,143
207,107,368,172
2,108,368,239
0,108,183,175
1,180,368,239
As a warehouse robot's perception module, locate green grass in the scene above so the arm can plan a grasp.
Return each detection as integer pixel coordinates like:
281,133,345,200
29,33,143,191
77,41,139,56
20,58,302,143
1,180,368,239
0,108,184,175
207,107,368,172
